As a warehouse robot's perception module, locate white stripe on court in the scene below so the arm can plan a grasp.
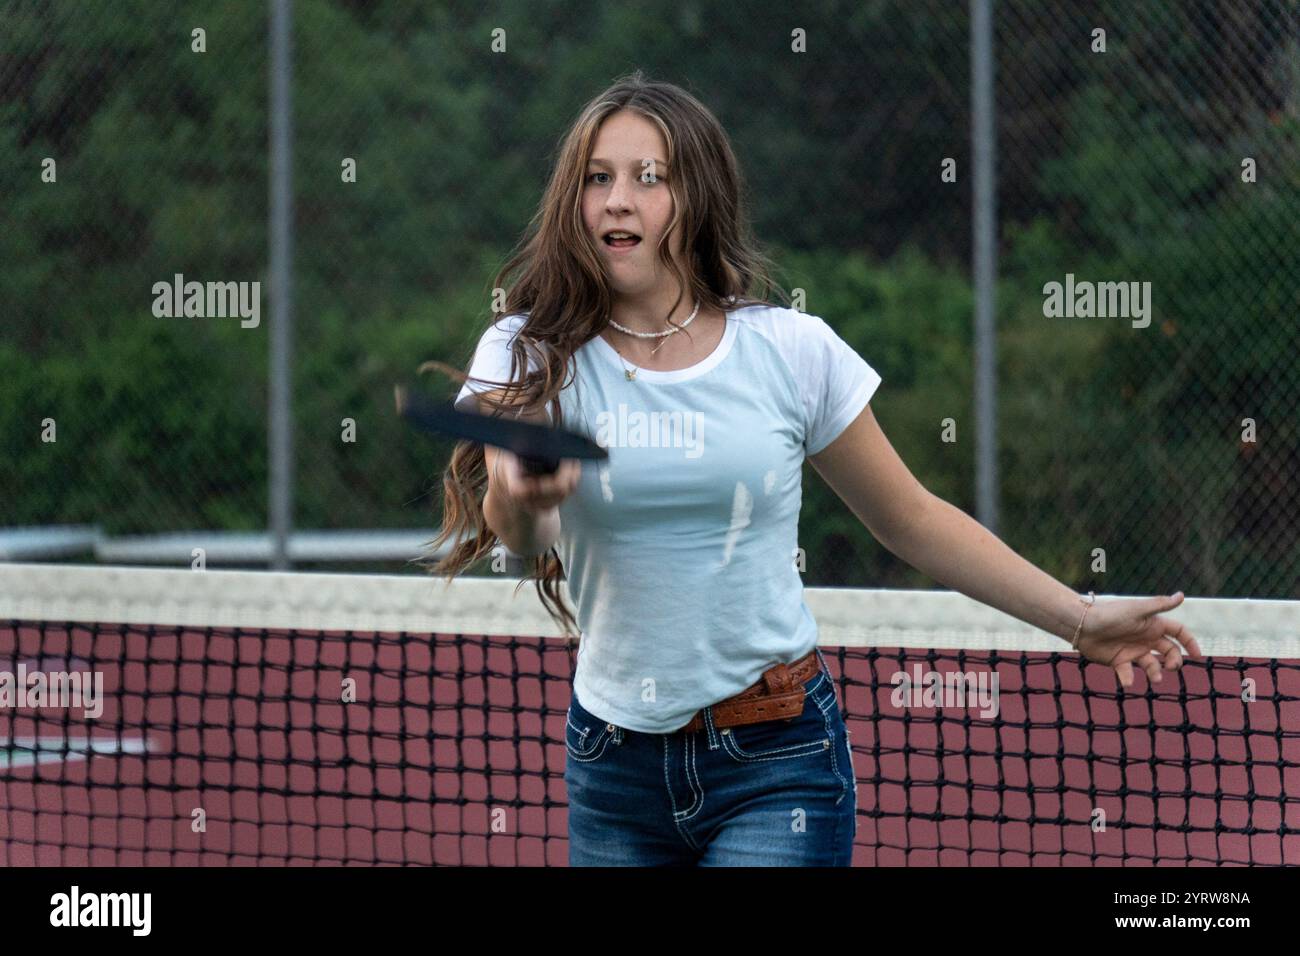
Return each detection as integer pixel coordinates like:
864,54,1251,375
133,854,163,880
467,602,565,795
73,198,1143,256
0,736,151,771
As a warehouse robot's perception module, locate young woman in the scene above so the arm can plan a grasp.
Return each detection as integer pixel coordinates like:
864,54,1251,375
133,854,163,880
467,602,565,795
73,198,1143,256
431,73,1202,866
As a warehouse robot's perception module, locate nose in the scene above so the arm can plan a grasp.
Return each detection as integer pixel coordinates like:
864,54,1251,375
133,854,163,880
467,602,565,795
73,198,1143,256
605,173,635,213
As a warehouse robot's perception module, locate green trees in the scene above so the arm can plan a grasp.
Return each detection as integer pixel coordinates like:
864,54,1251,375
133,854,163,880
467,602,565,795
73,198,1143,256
3,1,1295,593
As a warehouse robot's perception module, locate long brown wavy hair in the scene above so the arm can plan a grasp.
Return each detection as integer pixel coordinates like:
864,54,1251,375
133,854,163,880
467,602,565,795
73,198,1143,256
424,70,788,639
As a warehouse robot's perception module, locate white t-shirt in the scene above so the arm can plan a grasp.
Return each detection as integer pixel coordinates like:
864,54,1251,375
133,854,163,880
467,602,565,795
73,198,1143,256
456,303,882,732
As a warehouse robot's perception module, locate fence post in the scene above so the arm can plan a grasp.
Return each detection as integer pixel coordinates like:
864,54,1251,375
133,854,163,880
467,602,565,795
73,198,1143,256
971,0,999,533
269,0,295,569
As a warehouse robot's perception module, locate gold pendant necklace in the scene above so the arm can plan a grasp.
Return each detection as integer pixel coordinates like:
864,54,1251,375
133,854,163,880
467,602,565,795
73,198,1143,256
610,300,701,383
620,329,671,381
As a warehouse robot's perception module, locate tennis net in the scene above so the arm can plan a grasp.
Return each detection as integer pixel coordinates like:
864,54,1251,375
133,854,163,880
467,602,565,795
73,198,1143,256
1,563,1297,866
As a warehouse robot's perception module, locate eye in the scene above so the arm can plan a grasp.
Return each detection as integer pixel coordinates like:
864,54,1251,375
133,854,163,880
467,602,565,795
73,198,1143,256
585,172,664,185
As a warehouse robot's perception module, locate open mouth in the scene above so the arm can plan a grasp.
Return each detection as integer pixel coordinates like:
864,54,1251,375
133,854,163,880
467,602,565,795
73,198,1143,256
603,231,642,248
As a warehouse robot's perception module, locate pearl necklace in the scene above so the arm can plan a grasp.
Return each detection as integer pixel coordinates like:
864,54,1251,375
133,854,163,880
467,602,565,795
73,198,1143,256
607,300,700,381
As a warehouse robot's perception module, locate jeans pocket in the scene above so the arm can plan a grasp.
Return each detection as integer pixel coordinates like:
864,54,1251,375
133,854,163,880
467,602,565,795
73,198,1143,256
565,697,618,763
718,675,835,763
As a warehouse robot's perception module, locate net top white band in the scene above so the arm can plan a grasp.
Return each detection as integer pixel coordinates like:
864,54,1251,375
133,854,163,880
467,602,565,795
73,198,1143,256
1,563,1296,658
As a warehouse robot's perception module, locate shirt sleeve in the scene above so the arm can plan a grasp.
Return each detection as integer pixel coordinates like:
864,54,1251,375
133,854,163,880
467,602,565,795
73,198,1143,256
453,313,537,413
799,313,882,456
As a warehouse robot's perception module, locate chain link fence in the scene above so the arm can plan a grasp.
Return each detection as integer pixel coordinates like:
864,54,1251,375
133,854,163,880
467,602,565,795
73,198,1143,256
2,0,1297,595
2,3,270,534
990,0,1300,597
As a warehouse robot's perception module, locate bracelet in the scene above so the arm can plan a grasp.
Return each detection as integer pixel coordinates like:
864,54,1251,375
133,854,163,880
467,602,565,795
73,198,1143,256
1071,591,1097,651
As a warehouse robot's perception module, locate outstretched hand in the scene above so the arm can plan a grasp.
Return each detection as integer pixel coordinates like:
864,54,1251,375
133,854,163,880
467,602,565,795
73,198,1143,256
1074,592,1204,690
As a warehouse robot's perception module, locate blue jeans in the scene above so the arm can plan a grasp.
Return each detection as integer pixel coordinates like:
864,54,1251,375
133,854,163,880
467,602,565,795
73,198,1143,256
564,650,857,866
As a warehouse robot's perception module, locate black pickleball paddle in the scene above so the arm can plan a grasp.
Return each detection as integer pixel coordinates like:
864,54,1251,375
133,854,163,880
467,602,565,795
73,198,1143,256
394,385,608,475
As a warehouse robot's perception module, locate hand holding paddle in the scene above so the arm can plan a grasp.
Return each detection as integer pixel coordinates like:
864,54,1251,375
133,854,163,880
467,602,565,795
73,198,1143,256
490,449,582,513
393,384,609,476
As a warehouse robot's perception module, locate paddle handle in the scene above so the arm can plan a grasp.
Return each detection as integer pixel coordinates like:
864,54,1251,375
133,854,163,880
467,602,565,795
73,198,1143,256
519,455,560,476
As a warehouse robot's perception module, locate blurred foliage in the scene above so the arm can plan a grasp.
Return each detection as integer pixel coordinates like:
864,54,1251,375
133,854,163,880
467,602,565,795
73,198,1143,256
1,0,1296,596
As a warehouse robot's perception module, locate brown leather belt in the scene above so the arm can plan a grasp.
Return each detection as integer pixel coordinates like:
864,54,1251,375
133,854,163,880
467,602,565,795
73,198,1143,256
678,649,822,734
